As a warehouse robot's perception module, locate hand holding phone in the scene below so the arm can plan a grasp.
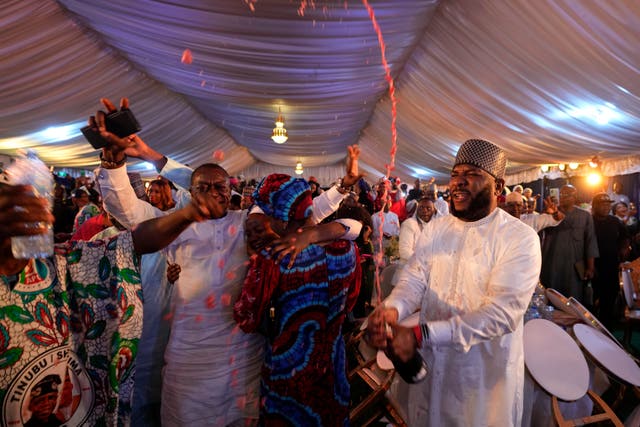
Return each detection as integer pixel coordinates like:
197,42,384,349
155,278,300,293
82,108,141,149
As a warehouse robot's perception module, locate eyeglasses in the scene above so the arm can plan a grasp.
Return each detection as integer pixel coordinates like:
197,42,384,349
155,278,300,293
192,181,229,194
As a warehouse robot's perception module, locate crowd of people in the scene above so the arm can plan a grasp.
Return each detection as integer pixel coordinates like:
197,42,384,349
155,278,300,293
1,97,639,426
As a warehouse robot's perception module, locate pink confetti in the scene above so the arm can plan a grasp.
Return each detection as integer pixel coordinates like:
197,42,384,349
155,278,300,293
181,49,193,65
195,315,203,323
218,258,225,269
229,225,237,236
206,294,216,309
231,325,240,335
163,312,174,321
220,293,232,306
201,80,206,87
230,369,239,387
229,355,236,365
213,150,225,161
236,396,246,410
225,271,236,280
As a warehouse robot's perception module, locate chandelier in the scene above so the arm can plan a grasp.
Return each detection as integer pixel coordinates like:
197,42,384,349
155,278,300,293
295,161,303,175
271,108,288,144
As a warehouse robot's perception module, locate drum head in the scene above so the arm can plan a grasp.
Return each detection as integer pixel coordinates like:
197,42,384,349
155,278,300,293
524,319,589,401
376,312,421,370
545,288,573,314
622,269,636,309
567,297,621,347
574,323,640,387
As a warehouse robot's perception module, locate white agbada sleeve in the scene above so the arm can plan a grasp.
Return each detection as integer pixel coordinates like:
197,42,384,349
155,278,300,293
96,165,164,227
387,210,542,353
522,212,561,233
309,186,346,224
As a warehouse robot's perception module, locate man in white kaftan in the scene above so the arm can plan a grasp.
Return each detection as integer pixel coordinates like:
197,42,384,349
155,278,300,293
398,197,437,263
367,139,542,426
502,191,563,233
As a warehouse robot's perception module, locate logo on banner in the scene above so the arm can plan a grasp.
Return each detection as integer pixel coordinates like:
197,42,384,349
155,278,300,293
2,346,94,427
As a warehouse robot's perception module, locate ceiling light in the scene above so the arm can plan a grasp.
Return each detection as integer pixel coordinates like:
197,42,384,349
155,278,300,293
540,165,549,173
271,108,288,144
589,156,600,168
558,164,566,171
295,161,303,175
568,163,579,170
586,172,602,187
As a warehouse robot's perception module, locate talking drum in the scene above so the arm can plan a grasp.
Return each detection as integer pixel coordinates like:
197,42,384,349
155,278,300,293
622,268,638,311
545,288,573,314
523,319,589,401
573,324,640,387
567,297,622,348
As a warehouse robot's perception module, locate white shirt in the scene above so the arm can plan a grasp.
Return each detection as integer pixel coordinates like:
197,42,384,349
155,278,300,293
386,208,541,426
435,197,449,216
398,216,429,262
371,210,400,241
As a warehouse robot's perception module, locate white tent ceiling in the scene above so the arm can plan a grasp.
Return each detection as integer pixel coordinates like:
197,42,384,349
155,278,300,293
2,0,639,185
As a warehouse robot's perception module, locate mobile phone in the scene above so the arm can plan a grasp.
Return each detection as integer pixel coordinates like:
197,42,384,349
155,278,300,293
81,126,108,149
105,109,141,138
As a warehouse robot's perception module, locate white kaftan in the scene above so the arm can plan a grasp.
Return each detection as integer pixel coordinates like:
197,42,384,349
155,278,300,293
385,208,541,426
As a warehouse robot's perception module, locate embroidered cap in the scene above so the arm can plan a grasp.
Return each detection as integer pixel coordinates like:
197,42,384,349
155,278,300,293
30,374,61,398
453,139,507,179
253,173,313,222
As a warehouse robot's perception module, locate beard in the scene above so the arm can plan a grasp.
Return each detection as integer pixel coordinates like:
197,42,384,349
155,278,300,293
450,183,494,221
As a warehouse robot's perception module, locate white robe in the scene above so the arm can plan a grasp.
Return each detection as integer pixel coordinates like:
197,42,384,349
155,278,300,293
385,208,541,426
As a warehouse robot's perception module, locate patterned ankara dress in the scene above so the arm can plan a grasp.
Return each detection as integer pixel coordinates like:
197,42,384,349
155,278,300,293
256,240,360,427
0,233,142,427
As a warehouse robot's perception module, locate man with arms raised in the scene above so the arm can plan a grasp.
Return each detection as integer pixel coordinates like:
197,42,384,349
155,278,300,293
367,139,541,426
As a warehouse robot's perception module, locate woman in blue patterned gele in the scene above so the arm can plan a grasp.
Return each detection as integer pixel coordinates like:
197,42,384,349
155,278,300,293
239,174,361,427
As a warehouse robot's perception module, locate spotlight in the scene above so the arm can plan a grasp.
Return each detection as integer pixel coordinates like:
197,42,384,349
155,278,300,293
589,156,600,168
568,163,579,170
558,164,566,171
586,172,602,186
540,165,549,173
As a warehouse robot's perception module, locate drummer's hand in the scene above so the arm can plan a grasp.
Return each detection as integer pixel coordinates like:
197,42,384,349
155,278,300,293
387,324,417,363
365,307,398,349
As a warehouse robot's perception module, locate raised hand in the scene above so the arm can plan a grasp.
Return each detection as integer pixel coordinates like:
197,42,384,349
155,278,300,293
542,196,564,220
90,97,166,168
341,145,364,188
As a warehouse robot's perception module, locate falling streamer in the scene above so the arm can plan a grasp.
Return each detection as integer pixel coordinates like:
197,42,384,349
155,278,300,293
363,0,398,307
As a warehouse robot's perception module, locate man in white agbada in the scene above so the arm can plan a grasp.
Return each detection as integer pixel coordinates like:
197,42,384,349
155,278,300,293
367,138,542,426
502,191,564,233
398,197,437,263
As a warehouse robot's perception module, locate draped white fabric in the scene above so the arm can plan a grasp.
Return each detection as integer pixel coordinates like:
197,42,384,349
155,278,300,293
1,0,639,184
